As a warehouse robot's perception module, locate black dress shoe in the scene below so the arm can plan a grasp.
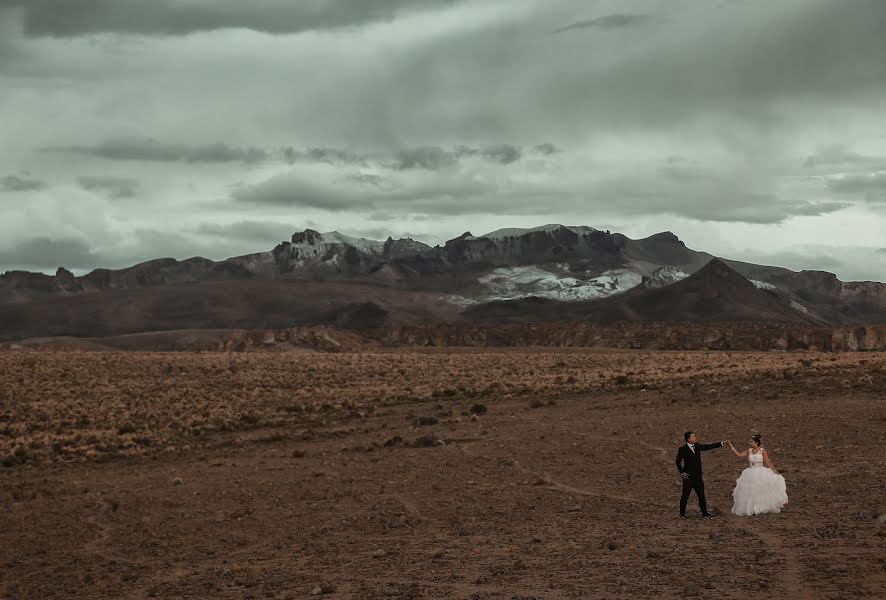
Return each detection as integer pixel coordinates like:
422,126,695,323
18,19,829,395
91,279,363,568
680,515,689,519
701,513,715,518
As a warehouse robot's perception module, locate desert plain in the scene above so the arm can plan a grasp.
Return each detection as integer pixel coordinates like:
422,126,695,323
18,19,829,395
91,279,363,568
1,348,884,599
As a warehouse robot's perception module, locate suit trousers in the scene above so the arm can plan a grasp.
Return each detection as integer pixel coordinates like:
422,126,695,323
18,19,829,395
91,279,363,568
680,476,707,516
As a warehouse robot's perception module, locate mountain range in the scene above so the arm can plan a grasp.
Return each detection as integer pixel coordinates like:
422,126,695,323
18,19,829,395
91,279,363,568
1,224,884,341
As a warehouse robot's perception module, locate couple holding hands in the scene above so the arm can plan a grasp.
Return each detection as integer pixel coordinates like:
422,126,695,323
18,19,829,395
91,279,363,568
676,431,788,518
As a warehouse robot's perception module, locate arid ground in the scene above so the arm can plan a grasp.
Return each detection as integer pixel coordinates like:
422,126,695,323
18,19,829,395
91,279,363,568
1,349,884,599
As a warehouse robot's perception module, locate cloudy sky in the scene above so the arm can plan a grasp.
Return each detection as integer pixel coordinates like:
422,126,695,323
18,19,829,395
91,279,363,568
2,0,886,280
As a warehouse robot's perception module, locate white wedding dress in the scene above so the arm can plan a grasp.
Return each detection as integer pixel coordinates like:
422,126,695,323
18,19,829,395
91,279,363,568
731,449,788,516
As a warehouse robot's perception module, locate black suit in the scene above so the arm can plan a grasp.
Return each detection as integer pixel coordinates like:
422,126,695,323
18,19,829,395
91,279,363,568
676,441,723,516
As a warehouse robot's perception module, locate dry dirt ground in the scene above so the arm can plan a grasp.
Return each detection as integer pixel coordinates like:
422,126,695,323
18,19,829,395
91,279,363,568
1,349,884,599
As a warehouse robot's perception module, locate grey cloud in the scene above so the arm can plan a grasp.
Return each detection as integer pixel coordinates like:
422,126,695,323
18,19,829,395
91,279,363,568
385,144,524,170
532,143,561,155
233,174,364,211
803,144,884,168
551,13,652,35
380,0,886,143
48,139,537,171
741,246,886,282
290,147,369,166
826,172,886,199
77,175,140,198
388,147,459,171
480,144,522,165
233,170,499,214
621,163,852,223
49,139,270,164
2,174,46,191
10,0,457,37
344,173,386,186
232,161,846,224
194,221,303,244
0,237,99,270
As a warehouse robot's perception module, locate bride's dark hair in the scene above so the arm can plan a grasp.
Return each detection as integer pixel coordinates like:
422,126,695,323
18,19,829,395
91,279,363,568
751,434,762,446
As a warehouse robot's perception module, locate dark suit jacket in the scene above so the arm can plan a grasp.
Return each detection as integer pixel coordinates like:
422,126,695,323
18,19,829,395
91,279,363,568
675,442,723,480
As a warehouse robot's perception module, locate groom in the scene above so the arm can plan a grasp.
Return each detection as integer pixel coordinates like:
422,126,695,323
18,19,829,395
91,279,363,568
676,431,726,518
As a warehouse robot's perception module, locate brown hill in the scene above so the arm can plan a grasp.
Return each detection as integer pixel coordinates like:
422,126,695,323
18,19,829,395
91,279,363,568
0,280,460,342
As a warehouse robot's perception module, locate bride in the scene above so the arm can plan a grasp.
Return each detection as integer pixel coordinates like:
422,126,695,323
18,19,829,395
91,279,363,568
728,434,788,516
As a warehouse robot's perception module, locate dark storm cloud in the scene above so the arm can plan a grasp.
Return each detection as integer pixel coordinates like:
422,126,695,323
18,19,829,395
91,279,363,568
1,174,46,191
9,0,458,37
826,173,886,199
232,175,362,211
532,143,561,156
286,147,369,166
388,144,523,169
233,170,498,214
47,139,270,164
77,176,140,198
53,139,539,171
232,163,847,224
388,147,459,171
480,144,522,165
0,237,98,270
551,13,652,35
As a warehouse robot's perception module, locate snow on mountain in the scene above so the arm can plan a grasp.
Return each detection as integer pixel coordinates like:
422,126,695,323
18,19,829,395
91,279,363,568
751,279,776,291
477,266,643,301
319,231,385,255
481,224,598,239
790,300,809,314
643,266,690,288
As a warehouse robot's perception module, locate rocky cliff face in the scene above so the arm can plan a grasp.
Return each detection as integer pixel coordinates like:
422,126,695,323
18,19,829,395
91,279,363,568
259,322,886,352
7,321,886,352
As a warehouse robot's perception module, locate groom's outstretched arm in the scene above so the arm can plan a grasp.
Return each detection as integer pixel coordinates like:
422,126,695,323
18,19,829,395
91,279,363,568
698,441,725,451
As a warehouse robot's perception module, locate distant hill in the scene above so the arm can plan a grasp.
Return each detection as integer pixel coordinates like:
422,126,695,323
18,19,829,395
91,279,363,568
1,225,884,340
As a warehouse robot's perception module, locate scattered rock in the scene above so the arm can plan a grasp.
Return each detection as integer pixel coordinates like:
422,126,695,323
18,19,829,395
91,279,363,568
469,404,487,415
412,416,439,426
606,541,618,551
470,414,479,422
383,436,404,448
310,582,335,595
371,548,387,558
412,435,443,448
1,454,16,468
388,515,409,529
172,477,184,486
292,450,306,458
529,399,544,409
430,547,444,559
